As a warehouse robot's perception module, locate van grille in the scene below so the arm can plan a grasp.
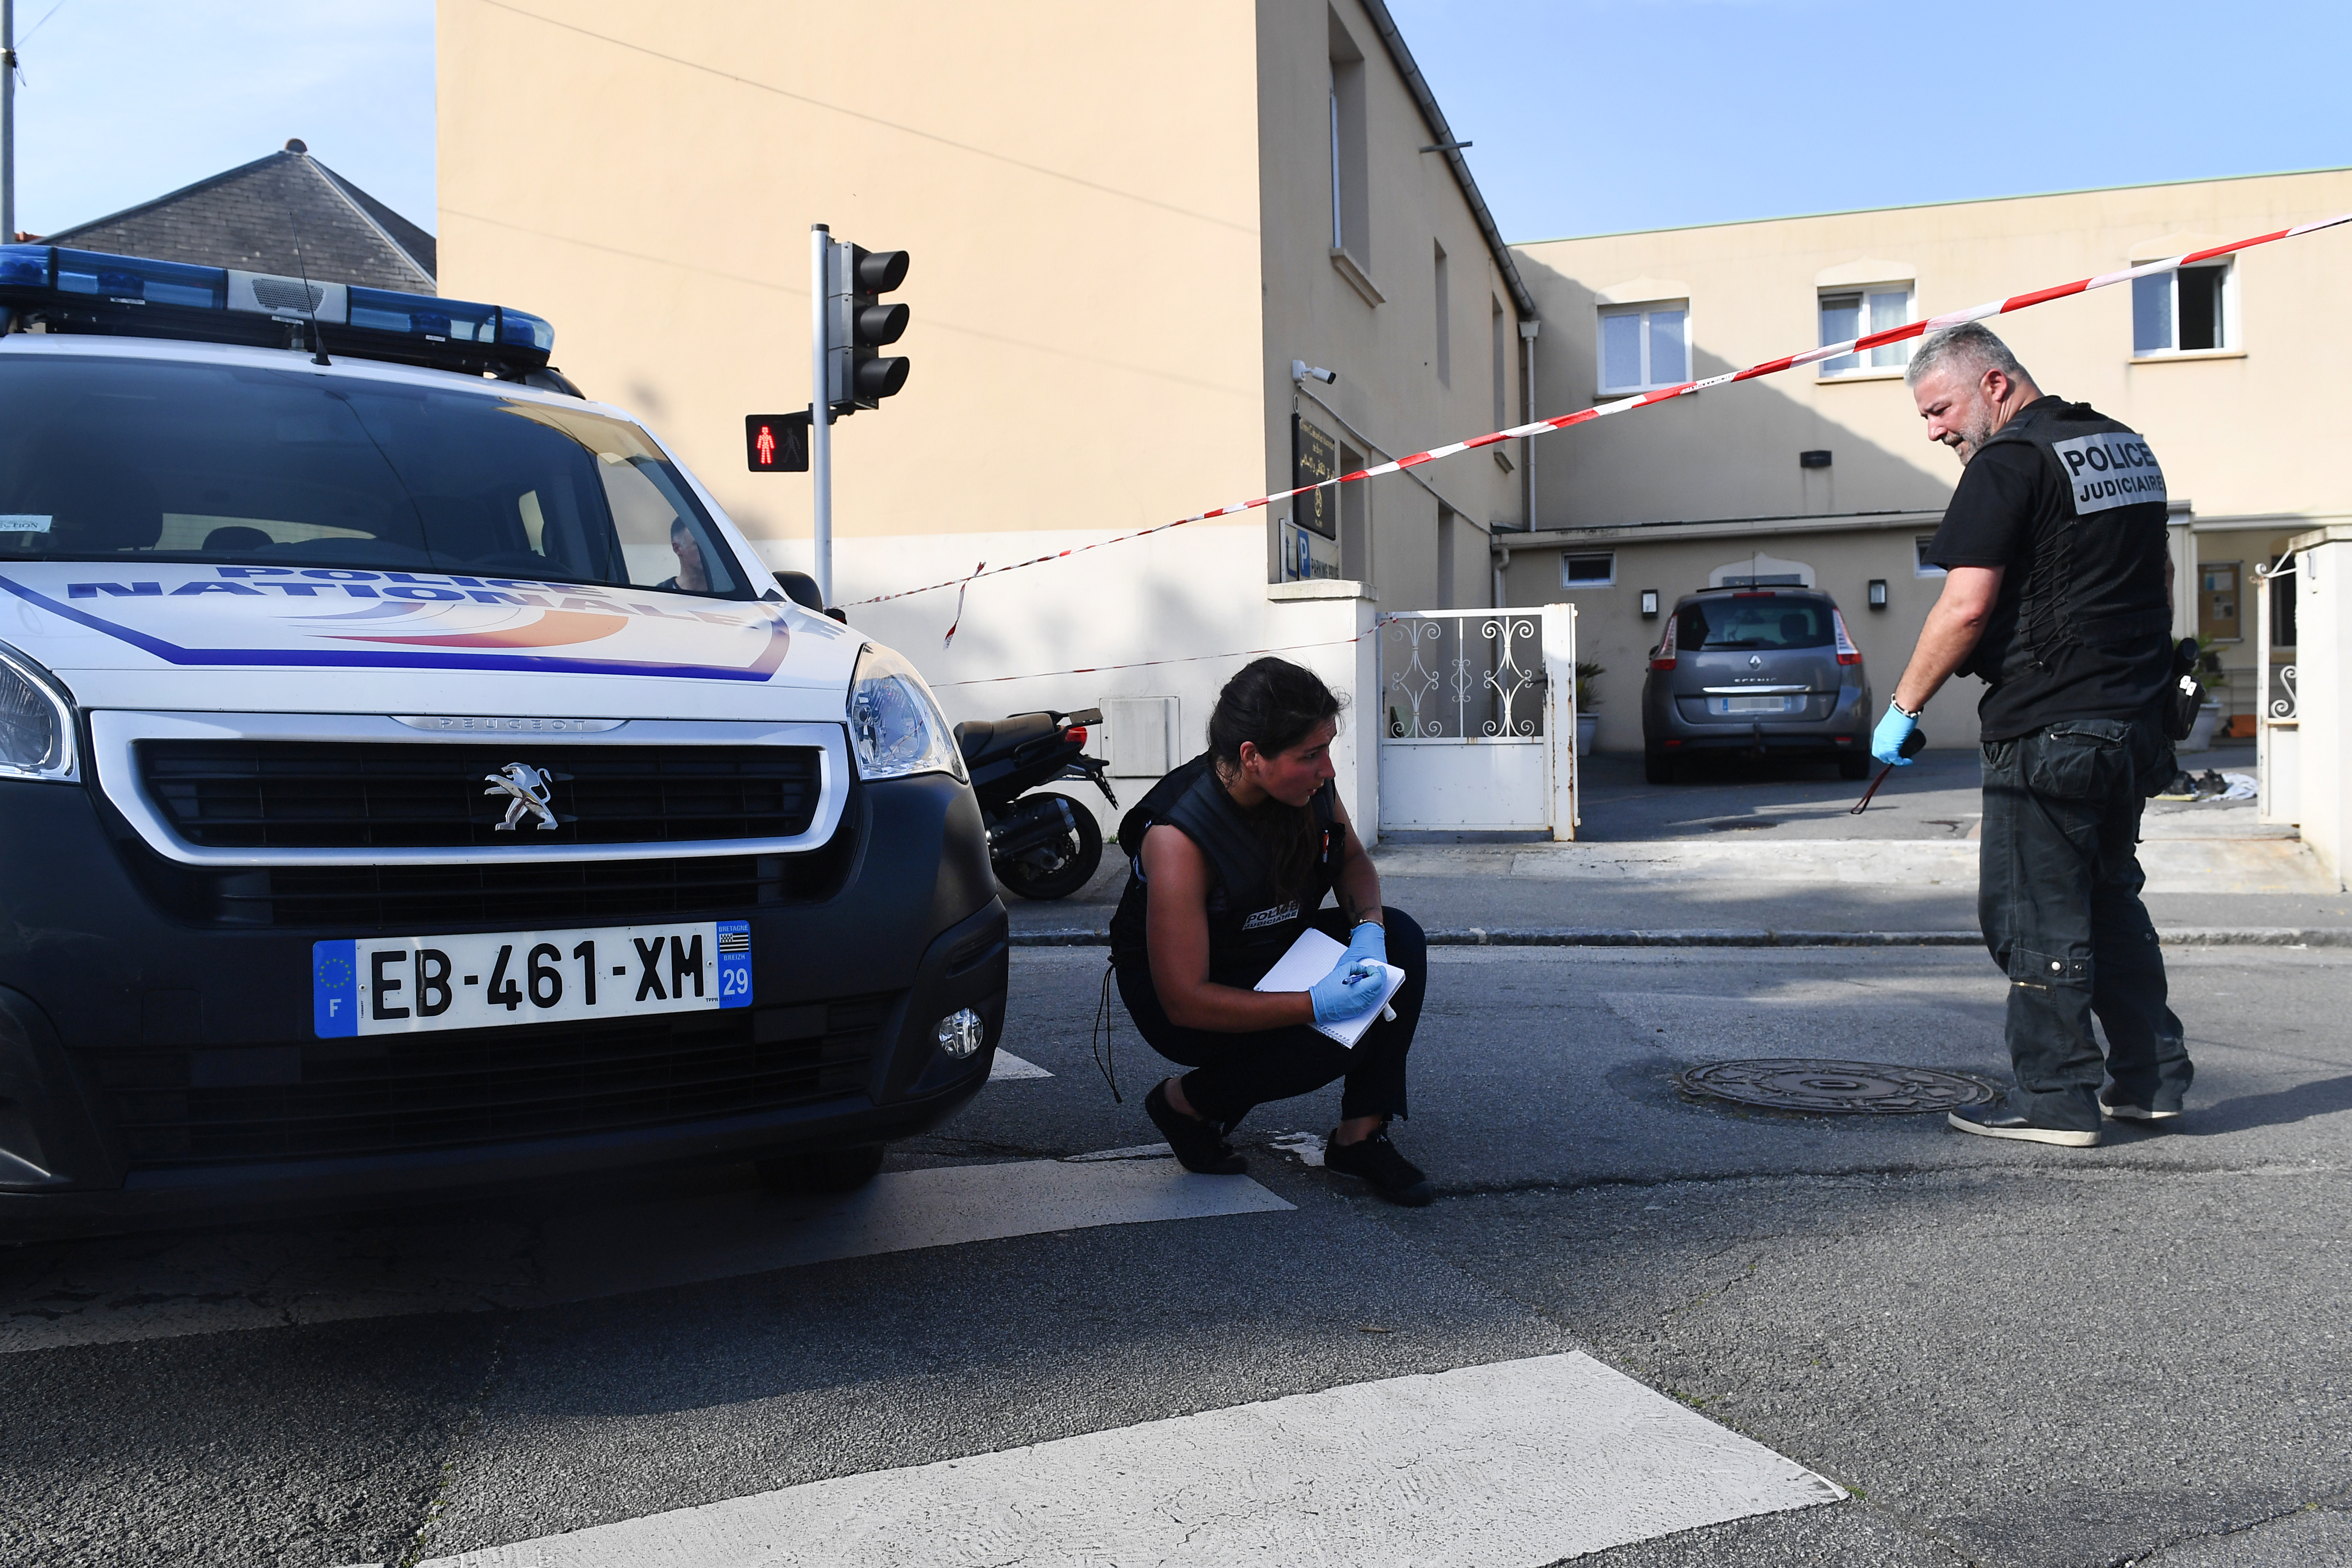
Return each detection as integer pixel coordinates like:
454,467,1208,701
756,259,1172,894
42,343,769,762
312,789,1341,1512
89,996,892,1168
137,741,825,850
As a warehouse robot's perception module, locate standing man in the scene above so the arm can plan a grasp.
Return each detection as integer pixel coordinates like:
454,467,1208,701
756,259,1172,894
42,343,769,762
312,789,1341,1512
1878,322,2191,1147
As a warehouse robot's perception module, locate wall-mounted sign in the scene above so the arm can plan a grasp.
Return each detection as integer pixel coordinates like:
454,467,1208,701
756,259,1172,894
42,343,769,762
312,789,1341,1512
1293,414,1338,540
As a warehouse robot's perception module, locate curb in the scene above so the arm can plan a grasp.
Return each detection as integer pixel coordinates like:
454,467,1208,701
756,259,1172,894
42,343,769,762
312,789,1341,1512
1009,926,2352,950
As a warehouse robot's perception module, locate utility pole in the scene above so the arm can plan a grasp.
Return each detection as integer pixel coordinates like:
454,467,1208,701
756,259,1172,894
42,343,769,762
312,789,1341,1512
808,222,833,605
3,0,16,246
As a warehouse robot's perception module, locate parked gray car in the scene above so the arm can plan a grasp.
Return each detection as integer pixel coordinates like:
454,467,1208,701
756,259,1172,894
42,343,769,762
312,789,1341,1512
1640,587,1874,783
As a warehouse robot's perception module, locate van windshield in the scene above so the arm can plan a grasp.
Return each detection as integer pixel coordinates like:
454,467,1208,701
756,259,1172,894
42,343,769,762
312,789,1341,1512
1677,595,1832,650
0,354,751,598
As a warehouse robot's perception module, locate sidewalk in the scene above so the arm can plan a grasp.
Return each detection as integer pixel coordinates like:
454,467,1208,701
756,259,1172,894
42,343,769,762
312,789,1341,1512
1005,742,2351,944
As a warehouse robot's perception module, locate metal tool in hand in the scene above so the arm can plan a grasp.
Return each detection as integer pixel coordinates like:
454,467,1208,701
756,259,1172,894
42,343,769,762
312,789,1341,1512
1849,728,1926,814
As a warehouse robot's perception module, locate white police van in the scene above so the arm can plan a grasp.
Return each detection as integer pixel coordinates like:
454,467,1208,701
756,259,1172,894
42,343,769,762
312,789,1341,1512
0,244,1005,1232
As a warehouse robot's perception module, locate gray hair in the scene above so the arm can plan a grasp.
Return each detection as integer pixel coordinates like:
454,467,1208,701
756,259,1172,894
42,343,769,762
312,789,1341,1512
1905,321,2031,389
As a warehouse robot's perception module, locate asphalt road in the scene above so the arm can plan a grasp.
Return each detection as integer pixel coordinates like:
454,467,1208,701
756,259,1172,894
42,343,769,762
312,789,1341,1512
5,939,2348,1566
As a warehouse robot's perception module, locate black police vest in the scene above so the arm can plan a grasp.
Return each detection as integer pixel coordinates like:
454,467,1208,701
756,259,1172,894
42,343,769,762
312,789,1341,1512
1106,753,1340,987
1968,400,2174,684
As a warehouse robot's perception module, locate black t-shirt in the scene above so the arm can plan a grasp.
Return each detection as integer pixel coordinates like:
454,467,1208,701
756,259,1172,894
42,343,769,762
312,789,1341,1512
1924,398,2175,741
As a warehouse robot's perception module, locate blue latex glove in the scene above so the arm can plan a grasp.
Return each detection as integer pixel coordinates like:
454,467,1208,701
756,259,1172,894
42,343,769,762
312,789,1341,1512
1308,957,1383,1026
1872,704,1918,766
1343,920,1388,968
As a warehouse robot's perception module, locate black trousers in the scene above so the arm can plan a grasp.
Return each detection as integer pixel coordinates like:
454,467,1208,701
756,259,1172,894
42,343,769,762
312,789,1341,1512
1979,715,2193,1130
1114,907,1426,1129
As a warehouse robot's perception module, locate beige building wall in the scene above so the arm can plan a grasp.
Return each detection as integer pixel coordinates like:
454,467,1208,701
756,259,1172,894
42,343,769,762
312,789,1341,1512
438,0,1529,838
1504,168,2352,749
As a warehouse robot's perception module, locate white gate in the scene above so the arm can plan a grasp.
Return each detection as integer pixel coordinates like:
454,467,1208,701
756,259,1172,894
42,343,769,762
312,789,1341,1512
1376,604,1578,839
2257,554,2299,825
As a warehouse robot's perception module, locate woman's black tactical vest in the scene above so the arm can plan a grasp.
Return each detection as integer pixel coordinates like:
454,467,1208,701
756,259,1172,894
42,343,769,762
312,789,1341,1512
1107,753,1341,988
1966,400,2174,685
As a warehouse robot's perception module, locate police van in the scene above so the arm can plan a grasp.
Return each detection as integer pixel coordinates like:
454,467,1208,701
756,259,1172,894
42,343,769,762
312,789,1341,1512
0,244,1006,1231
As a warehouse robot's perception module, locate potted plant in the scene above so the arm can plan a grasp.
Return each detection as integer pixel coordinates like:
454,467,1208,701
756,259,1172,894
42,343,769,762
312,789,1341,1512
1573,661,1604,756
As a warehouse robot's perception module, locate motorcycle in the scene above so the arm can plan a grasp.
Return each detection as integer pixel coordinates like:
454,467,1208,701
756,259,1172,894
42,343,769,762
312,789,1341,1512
954,707,1117,900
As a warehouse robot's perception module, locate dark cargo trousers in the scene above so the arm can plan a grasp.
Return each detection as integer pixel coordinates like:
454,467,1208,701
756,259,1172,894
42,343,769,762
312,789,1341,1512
1979,715,2194,1131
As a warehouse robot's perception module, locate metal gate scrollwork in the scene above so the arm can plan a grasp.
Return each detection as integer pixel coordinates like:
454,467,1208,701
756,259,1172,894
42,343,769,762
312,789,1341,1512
1380,612,1545,740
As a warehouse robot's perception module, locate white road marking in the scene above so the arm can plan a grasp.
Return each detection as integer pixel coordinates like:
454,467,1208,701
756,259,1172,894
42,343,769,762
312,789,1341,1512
423,1352,1843,1568
0,1160,1290,1355
988,1049,1054,1079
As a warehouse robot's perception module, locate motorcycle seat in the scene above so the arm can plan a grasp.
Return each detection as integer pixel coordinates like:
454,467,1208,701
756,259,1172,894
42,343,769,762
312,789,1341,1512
953,711,1061,766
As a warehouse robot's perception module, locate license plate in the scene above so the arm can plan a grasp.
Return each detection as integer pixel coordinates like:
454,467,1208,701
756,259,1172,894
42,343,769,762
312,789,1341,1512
312,921,751,1038
1708,695,1803,715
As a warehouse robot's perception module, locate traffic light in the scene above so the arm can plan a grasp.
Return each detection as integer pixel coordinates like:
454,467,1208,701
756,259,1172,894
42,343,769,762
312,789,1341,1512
743,412,810,471
826,241,911,415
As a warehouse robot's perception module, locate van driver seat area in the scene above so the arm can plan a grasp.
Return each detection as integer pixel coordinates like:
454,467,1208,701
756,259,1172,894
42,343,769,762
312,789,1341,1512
953,712,1060,766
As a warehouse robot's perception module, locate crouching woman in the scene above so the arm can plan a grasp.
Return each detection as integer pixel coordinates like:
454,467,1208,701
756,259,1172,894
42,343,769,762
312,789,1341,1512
1106,657,1433,1205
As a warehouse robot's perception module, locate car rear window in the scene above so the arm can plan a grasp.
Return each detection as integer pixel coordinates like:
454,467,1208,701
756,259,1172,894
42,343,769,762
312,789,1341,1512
0,354,752,598
1676,596,1832,650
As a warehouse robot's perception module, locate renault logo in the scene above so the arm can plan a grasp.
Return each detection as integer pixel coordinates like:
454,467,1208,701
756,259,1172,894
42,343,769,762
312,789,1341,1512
1749,654,1764,668
484,761,559,832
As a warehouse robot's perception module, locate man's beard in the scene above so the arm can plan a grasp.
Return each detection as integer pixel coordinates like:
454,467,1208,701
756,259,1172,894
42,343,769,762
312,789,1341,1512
1951,408,1996,464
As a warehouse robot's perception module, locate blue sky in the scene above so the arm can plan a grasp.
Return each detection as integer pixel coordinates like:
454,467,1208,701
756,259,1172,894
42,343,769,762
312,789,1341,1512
7,1,2346,244
1390,0,2352,241
7,0,434,238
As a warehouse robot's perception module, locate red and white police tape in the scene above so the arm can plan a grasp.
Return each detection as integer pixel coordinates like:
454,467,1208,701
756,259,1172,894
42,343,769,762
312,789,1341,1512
847,210,2352,610
930,635,1360,688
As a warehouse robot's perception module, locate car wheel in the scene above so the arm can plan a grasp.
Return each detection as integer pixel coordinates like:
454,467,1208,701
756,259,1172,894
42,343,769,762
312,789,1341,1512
1643,749,1675,785
1838,755,1872,781
994,798,1105,901
758,1143,888,1194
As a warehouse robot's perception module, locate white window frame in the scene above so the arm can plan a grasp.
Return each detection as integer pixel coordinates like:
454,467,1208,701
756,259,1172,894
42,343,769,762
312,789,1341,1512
1560,551,1616,589
1596,301,1689,394
1914,536,1946,579
2133,260,2237,359
1817,285,1914,379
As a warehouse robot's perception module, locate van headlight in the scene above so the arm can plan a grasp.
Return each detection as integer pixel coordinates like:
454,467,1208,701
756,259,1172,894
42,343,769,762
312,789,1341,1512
847,643,965,782
0,642,76,783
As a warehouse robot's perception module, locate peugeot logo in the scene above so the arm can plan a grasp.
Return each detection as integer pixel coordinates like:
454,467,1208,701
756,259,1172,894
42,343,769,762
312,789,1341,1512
1749,654,1764,668
484,761,559,832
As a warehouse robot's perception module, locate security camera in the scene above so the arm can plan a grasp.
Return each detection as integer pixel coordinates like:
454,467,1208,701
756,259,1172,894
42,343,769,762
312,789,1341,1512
1291,360,1338,385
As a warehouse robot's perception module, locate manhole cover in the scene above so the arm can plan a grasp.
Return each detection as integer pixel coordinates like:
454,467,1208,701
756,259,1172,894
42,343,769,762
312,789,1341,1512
1675,1059,1999,1115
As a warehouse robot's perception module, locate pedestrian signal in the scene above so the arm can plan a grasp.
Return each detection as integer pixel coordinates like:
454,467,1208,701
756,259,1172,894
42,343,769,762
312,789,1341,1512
744,411,811,472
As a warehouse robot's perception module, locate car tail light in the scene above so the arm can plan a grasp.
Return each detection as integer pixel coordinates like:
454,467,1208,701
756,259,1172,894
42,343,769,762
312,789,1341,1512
1650,613,1679,672
1832,608,1862,666
1064,725,1088,747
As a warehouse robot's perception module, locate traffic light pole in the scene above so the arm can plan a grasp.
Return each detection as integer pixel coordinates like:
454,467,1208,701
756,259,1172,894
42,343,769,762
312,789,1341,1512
808,222,833,605
3,0,17,246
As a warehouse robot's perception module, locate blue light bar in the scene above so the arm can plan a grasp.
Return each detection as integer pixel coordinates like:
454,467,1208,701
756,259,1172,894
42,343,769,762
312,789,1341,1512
0,244,555,367
348,285,500,344
53,247,226,310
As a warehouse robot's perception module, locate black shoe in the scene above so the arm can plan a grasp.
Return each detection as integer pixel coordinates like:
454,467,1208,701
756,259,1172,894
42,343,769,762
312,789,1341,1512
1946,1104,2101,1147
1145,1081,1247,1174
2099,1096,2183,1124
1324,1125,1435,1206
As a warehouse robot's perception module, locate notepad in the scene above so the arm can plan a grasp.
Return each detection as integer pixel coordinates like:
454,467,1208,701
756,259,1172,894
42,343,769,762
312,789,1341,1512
1253,926,1406,1048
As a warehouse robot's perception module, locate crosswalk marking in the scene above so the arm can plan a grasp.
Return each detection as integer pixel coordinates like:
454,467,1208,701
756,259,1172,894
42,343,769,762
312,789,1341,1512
0,1158,1290,1355
422,1352,1843,1567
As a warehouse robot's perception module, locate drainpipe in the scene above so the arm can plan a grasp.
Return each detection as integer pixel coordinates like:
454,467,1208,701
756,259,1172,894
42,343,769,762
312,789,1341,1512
1518,319,1540,530
1492,546,1511,609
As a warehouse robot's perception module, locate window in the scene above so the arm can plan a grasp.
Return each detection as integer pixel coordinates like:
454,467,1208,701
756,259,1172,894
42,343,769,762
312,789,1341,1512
2199,560,2240,641
2134,263,2231,355
1676,595,1834,651
1328,16,1369,265
1914,536,1946,578
1491,298,1507,429
1433,242,1451,385
1561,552,1615,588
1819,285,1912,376
2270,556,2297,647
1597,302,1688,393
